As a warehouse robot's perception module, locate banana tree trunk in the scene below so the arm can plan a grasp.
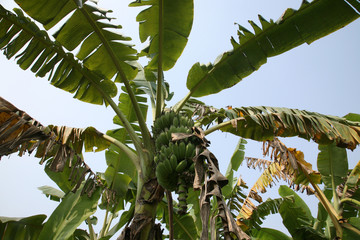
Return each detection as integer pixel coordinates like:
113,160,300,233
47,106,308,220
121,154,164,240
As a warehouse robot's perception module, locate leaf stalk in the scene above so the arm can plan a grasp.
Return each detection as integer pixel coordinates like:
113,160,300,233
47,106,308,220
78,3,152,149
155,0,164,119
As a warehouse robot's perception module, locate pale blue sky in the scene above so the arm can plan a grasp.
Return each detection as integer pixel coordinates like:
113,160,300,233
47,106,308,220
1,0,359,237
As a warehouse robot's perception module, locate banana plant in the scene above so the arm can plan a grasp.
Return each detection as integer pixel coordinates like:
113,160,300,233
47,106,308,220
1,0,360,239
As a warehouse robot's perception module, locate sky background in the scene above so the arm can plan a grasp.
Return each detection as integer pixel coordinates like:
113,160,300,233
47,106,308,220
0,0,360,237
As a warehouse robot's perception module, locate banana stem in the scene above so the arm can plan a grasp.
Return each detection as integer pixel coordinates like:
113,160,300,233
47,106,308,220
297,163,343,237
203,118,245,136
340,198,360,207
86,217,96,240
155,0,164,119
99,208,109,238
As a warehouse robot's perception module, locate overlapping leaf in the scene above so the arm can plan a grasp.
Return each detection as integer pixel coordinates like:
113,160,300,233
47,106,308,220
187,0,360,97
38,182,101,240
237,138,319,227
0,215,46,240
104,83,147,182
14,0,138,81
238,197,294,231
278,186,326,240
317,143,348,189
130,0,194,71
102,83,148,210
0,6,118,105
199,105,360,150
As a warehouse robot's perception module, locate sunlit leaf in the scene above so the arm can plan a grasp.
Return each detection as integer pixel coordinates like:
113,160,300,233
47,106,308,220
38,183,101,240
0,6,118,105
201,106,360,150
187,0,360,97
317,143,348,189
130,0,193,71
278,186,326,240
0,215,46,240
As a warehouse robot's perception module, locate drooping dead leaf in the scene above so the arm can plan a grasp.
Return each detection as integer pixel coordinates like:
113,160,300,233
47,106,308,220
0,97,111,196
0,97,48,156
194,146,249,240
237,138,318,227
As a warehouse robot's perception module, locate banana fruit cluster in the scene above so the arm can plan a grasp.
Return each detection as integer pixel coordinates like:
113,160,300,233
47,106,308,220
153,111,196,214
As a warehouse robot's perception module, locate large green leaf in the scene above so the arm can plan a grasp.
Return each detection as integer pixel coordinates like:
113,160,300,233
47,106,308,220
165,207,198,240
252,228,292,240
38,183,101,240
202,106,360,150
130,0,194,71
0,215,46,240
317,143,348,189
0,6,117,105
14,0,138,81
104,166,132,197
44,155,88,194
105,148,137,180
186,0,360,97
278,185,326,240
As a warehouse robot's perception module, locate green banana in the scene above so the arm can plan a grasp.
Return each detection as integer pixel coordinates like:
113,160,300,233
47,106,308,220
172,142,180,160
170,155,178,171
176,159,188,173
154,156,159,164
173,116,179,127
156,162,177,191
185,143,195,159
189,163,195,172
178,141,186,160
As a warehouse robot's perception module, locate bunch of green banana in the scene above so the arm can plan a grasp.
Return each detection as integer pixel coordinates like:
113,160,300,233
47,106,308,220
152,111,194,139
155,141,197,190
153,111,198,213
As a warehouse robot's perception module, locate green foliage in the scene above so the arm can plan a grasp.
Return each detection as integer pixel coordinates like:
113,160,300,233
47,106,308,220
278,186,326,240
0,215,46,240
0,6,117,105
15,0,138,81
160,201,198,240
343,217,360,240
38,183,101,240
252,228,292,240
201,106,360,150
317,143,348,189
245,197,294,230
186,0,360,97
222,138,247,197
1,0,360,239
130,0,194,71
